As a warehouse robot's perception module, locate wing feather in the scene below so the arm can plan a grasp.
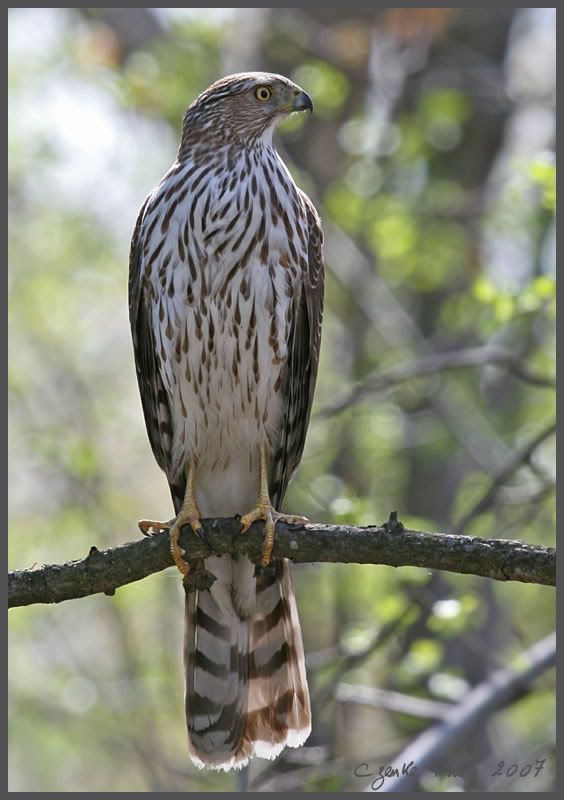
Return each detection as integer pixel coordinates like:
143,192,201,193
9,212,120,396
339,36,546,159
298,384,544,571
272,192,324,508
128,197,176,486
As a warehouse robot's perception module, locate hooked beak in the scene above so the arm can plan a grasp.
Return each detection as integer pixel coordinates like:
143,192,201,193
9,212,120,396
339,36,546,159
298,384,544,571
292,90,314,114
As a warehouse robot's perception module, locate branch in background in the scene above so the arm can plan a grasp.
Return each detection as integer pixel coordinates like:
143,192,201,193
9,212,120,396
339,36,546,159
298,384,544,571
496,482,555,507
366,631,556,792
455,420,556,532
250,756,345,793
322,222,518,475
8,514,555,609
336,684,453,721
320,346,556,419
313,605,414,708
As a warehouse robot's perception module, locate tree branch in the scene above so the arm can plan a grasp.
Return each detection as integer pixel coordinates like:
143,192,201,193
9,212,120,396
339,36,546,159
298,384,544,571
313,605,415,708
336,683,454,721
8,514,555,609
320,346,556,419
366,631,556,792
454,420,556,532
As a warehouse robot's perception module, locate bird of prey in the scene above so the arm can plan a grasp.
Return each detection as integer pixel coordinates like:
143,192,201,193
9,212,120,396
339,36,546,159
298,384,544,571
129,72,324,771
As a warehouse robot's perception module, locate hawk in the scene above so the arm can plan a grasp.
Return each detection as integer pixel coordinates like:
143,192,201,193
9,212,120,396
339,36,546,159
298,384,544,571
129,72,324,771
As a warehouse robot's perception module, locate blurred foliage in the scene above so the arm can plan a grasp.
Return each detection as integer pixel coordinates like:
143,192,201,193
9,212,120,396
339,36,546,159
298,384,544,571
9,7,555,793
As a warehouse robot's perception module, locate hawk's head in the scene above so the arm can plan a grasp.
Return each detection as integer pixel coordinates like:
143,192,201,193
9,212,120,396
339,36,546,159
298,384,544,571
182,72,313,148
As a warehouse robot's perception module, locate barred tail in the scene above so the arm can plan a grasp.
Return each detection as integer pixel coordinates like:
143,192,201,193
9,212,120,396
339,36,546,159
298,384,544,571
184,555,311,771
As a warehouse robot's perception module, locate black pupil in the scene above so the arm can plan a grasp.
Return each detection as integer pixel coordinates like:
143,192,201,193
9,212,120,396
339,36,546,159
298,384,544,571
259,89,268,98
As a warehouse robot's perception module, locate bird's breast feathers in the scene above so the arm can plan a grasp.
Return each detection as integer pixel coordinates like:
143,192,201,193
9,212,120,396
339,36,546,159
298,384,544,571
139,145,308,509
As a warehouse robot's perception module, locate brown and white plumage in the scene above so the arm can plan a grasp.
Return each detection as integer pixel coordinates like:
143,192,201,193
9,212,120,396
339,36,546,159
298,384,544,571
129,72,324,771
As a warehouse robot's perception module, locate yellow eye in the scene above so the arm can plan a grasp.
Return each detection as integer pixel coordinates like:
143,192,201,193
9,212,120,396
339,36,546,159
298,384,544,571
255,86,272,101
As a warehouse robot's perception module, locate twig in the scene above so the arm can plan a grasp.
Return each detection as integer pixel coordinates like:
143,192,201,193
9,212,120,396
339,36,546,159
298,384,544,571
249,757,344,793
322,222,515,474
496,481,555,506
8,515,555,608
313,606,414,708
336,684,453,720
364,631,556,792
455,420,556,532
320,346,555,419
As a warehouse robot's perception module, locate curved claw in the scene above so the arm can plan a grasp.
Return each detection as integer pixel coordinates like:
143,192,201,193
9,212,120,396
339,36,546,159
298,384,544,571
240,507,264,534
140,462,202,577
169,523,190,576
239,505,308,566
138,519,173,536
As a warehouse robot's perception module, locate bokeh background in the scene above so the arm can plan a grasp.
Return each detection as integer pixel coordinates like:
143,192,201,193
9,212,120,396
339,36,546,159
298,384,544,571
8,7,556,792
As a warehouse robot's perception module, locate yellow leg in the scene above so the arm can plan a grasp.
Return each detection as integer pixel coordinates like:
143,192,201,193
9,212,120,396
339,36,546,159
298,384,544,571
138,463,202,576
240,444,308,566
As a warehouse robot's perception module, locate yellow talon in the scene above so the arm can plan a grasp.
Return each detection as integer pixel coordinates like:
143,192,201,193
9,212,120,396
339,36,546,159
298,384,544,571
138,519,174,536
240,445,308,566
138,463,202,577
169,522,191,576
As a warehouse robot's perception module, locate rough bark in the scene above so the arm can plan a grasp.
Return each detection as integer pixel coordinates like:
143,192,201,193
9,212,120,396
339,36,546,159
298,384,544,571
8,514,555,609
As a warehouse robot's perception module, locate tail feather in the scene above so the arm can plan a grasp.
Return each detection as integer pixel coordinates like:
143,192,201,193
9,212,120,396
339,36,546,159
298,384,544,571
184,555,311,771
246,561,311,758
185,556,250,770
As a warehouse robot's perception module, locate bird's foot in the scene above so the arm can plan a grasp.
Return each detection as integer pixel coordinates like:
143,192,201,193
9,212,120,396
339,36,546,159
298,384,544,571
240,504,308,566
168,503,202,576
138,507,202,577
